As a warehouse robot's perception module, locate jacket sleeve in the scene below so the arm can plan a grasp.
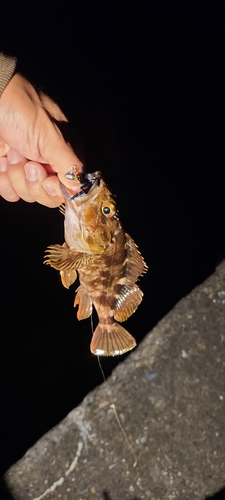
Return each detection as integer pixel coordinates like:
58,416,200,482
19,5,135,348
0,53,17,97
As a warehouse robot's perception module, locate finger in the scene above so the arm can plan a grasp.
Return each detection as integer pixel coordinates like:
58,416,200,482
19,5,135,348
40,94,68,122
0,138,10,157
39,118,84,191
42,175,64,198
24,161,64,208
0,157,20,201
7,149,35,202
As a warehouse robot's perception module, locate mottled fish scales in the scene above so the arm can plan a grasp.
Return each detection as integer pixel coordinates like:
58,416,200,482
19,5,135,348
44,171,147,356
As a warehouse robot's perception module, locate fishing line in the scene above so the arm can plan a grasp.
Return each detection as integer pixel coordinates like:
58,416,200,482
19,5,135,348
89,291,137,466
97,356,106,382
96,354,137,467
90,312,94,338
89,317,137,466
81,190,137,468
89,310,106,382
110,404,137,468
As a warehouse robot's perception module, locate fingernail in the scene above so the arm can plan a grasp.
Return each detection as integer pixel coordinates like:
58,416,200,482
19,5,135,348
7,149,24,164
0,157,7,172
43,183,58,196
24,163,39,181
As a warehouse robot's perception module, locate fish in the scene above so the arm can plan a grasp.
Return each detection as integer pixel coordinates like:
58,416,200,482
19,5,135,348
44,171,147,356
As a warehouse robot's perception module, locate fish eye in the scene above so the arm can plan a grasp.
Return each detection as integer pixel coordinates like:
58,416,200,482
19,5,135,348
103,206,110,214
101,201,116,217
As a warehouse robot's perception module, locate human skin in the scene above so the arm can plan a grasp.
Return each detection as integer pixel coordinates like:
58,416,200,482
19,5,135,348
0,73,83,207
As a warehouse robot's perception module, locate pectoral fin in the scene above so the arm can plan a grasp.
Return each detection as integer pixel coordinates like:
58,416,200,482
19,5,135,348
90,322,136,356
74,286,93,320
44,243,91,271
114,285,143,322
59,204,65,215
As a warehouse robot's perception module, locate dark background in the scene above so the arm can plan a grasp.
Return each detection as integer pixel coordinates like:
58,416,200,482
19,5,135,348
0,2,225,498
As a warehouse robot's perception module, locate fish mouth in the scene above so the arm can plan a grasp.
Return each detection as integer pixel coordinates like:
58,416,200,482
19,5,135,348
60,171,102,202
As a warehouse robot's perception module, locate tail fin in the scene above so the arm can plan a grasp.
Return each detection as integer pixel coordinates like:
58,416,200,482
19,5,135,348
90,322,136,357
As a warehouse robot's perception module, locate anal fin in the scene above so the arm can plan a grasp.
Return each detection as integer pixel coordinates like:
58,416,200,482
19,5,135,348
74,286,93,320
114,285,143,322
90,322,136,356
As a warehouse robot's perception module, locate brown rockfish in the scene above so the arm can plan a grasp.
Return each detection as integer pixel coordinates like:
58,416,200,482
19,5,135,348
44,171,147,356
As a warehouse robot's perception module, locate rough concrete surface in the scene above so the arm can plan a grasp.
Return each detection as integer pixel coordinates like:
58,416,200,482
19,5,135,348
5,262,225,500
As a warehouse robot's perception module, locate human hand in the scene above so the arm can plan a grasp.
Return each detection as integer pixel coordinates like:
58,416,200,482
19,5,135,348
0,73,83,207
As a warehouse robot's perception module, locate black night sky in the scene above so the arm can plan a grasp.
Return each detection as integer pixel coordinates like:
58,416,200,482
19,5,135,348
0,2,225,496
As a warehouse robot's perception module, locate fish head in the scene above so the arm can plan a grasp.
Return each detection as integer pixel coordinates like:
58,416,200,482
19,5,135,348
60,172,121,254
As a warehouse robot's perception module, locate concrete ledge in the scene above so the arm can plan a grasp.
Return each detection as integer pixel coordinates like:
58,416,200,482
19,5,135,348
5,262,225,500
